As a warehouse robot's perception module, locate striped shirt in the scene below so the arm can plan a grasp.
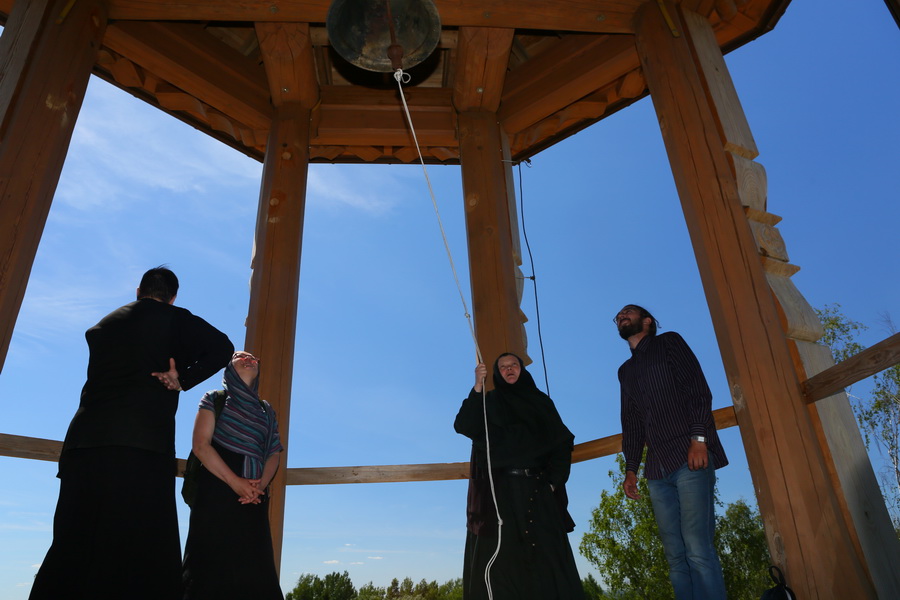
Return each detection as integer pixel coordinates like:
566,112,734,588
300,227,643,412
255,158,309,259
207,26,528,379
619,331,728,479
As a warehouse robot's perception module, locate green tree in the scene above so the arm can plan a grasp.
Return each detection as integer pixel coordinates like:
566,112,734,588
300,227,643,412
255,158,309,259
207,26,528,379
358,582,386,600
579,454,771,600
581,573,609,599
285,571,356,600
816,304,900,533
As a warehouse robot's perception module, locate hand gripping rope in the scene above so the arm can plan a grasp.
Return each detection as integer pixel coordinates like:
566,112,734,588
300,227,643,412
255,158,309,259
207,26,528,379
393,68,504,600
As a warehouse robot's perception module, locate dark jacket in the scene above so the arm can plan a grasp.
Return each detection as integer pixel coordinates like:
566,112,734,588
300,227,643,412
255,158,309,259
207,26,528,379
63,298,234,456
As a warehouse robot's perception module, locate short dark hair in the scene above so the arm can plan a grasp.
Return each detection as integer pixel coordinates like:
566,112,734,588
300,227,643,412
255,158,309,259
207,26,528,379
138,266,179,303
624,304,659,336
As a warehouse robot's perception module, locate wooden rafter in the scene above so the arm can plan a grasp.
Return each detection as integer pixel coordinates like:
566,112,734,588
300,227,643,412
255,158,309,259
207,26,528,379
104,0,644,34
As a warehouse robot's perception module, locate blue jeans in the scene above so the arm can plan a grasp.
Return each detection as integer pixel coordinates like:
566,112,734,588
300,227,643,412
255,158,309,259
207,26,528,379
647,461,727,600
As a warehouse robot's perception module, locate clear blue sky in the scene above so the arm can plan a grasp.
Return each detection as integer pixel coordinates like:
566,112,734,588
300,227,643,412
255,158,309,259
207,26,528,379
1,0,898,596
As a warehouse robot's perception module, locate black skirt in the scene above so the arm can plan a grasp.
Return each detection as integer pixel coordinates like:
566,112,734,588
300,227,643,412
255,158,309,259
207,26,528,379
462,473,585,600
182,443,283,600
30,446,183,600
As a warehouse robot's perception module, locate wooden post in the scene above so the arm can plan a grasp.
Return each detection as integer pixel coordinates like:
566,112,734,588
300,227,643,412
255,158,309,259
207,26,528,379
244,102,309,572
0,0,108,371
634,2,876,598
458,111,529,377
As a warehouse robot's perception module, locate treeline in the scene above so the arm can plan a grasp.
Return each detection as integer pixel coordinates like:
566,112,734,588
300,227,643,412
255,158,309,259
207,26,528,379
284,571,613,600
284,572,462,600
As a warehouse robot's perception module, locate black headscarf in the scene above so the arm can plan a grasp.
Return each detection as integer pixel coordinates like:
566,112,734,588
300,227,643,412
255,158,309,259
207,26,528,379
466,353,574,468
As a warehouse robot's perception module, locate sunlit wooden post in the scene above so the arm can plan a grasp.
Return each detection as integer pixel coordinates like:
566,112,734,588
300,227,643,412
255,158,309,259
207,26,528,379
455,28,529,378
246,22,318,571
0,0,108,371
634,2,876,597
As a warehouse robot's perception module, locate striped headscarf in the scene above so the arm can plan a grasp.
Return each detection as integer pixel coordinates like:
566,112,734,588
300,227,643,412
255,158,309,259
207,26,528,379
205,361,282,479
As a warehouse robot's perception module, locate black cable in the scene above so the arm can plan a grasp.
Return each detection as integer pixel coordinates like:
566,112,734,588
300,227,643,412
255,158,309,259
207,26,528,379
516,160,551,395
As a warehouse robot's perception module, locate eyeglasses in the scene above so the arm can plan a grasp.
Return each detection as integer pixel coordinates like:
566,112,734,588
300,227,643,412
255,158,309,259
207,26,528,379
613,308,640,324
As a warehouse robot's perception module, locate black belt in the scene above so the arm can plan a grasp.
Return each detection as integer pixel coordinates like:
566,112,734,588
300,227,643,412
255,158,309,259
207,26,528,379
505,467,541,477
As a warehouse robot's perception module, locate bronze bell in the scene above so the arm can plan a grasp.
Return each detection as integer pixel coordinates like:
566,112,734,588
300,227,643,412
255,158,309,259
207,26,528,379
326,0,441,73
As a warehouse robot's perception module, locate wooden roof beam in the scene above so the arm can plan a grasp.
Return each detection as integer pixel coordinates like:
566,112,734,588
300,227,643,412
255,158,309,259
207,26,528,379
256,22,319,108
452,27,514,113
312,86,457,147
104,0,642,33
499,33,640,134
103,20,272,130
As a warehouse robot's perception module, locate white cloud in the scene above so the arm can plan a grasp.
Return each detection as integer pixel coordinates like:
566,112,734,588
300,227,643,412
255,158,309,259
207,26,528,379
367,556,384,560
323,559,340,564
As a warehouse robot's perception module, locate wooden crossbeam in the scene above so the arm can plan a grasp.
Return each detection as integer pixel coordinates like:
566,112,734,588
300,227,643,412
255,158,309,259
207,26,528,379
103,0,642,34
103,20,272,130
803,333,900,403
0,406,739,485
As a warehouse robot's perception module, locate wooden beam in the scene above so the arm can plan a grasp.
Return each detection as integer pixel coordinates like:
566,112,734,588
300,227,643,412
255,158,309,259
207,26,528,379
245,102,310,572
635,3,876,597
255,22,319,109
458,111,528,370
0,0,107,371
313,86,457,147
104,0,641,34
103,20,272,130
452,27,514,112
499,33,641,134
1,406,739,484
803,332,900,403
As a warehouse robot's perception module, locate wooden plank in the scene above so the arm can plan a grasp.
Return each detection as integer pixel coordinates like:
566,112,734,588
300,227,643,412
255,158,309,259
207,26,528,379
682,9,759,159
103,20,272,130
245,102,311,572
287,462,471,485
452,27,515,112
313,87,457,147
635,3,876,597
499,33,640,134
105,0,642,34
0,433,62,462
255,22,319,109
459,111,528,370
803,332,900,403
0,0,107,370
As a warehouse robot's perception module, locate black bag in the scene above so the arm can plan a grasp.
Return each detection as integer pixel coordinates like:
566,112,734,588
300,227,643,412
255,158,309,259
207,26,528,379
181,390,227,507
760,566,796,600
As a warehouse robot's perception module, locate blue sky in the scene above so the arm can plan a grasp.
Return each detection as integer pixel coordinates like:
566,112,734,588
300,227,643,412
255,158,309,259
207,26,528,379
1,0,899,596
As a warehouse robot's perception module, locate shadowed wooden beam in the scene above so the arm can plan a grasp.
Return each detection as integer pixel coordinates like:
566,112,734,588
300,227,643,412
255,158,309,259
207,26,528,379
103,20,272,130
499,33,640,134
452,27,514,112
256,22,319,108
104,0,642,34
803,333,900,403
0,0,107,371
313,86,457,147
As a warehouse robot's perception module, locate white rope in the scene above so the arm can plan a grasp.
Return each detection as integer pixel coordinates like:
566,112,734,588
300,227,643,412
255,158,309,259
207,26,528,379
393,68,501,600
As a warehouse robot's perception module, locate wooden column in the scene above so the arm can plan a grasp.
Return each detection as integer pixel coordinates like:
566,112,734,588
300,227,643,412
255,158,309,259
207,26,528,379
247,22,317,572
0,0,108,371
454,28,527,376
678,8,900,596
634,2,876,598
458,112,529,373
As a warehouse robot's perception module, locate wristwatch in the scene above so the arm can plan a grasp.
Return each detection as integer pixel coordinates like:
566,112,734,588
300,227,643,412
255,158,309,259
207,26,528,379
691,435,707,443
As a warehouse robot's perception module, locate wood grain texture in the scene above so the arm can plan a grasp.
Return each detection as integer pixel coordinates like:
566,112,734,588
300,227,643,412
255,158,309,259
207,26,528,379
635,2,875,596
452,27,514,112
459,112,527,370
256,22,319,108
0,0,107,371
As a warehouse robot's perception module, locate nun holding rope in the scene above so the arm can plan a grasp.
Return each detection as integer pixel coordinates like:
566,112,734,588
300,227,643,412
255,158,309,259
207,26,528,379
454,353,585,600
181,351,283,600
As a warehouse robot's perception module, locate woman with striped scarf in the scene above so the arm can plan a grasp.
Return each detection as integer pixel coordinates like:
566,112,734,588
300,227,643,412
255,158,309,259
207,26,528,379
182,351,283,599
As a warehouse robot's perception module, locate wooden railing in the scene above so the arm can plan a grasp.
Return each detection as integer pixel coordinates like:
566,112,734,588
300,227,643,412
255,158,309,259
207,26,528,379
2,333,896,486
